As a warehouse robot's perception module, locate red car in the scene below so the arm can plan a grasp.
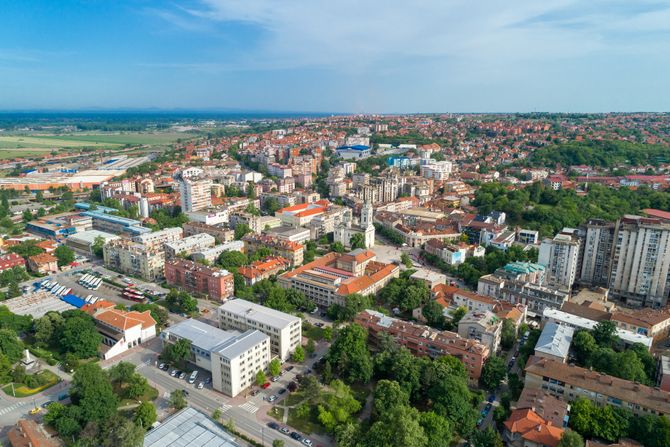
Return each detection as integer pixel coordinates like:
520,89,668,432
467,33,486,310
261,382,271,389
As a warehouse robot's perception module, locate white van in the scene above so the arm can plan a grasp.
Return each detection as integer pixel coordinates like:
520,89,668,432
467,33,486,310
188,371,198,384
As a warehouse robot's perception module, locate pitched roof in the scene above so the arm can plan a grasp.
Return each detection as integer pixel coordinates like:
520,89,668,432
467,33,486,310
504,408,563,447
95,308,155,331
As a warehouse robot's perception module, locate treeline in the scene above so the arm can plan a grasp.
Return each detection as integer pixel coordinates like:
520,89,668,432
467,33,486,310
526,139,669,168
473,181,670,237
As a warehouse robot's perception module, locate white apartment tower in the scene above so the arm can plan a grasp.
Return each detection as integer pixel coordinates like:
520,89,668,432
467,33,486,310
609,215,670,308
538,228,582,291
175,168,212,212
579,219,615,287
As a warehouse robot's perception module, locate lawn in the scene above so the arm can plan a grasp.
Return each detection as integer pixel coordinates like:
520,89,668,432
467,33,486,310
117,385,159,407
0,148,55,159
286,404,325,435
0,132,197,151
0,136,117,149
2,370,61,397
302,323,324,341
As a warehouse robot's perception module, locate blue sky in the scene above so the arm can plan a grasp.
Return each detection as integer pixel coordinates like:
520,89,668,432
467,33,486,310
1,0,669,113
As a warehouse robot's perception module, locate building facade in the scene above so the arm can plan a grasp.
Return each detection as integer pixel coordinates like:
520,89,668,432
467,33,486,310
165,258,234,301
103,239,165,281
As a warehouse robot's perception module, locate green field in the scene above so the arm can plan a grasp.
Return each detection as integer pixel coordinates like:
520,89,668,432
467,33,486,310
0,132,195,152
0,148,55,159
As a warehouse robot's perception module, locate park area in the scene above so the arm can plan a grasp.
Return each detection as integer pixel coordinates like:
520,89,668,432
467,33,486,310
2,369,60,397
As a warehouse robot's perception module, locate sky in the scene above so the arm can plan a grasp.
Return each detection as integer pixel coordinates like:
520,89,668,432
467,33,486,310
1,0,669,113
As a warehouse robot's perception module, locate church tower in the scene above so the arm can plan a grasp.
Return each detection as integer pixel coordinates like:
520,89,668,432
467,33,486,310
361,201,373,228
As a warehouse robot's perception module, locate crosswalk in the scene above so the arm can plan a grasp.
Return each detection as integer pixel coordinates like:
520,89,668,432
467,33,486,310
219,403,233,413
0,401,30,416
239,402,258,414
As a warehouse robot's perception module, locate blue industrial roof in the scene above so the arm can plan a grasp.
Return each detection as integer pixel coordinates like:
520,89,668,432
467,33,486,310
82,210,142,226
62,294,86,308
75,202,119,214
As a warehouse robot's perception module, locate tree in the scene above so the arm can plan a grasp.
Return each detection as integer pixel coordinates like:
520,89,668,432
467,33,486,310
419,411,452,447
169,389,187,410
212,408,222,421
256,370,267,386
400,253,413,268
572,330,598,365
6,281,20,298
126,374,149,399
92,236,105,258
102,415,145,447
365,405,428,447
234,223,252,240
71,363,118,423
163,338,191,367
272,440,285,447
60,313,102,358
109,361,136,385
62,353,79,372
317,379,362,432
592,321,619,347
558,429,584,447
217,251,248,271
327,324,373,384
54,245,75,267
0,329,23,362
269,358,281,377
306,338,316,355
373,380,409,417
471,426,503,447
500,318,517,350
134,401,157,429
422,300,445,328
292,345,305,362
450,306,467,326
480,356,507,391
330,241,346,253
349,233,366,250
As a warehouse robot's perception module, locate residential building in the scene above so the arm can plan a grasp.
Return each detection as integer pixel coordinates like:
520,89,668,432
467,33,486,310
524,355,670,416
183,221,234,243
218,298,301,361
242,234,304,266
238,256,290,286
191,240,245,264
27,253,58,274
132,227,183,249
503,408,564,447
534,322,574,363
278,249,399,307
420,161,453,180
264,225,311,245
659,356,670,392
579,219,615,287
0,253,26,272
458,310,502,353
499,281,569,316
515,387,569,428
164,234,216,259
517,229,539,245
275,199,331,227
83,300,156,360
8,419,59,447
355,309,489,382
165,259,234,301
176,169,212,212
144,407,243,447
65,229,120,254
161,319,270,397
609,215,670,307
103,239,165,281
410,269,447,289
539,228,582,290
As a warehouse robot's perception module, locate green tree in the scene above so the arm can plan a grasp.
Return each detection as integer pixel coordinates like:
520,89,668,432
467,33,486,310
92,236,105,258
234,223,252,240
500,319,517,350
349,233,366,250
6,281,20,298
365,405,428,447
54,245,76,267
125,374,149,399
71,363,118,423
317,379,362,432
373,380,409,417
60,313,102,358
292,345,305,362
400,253,413,268
471,426,503,447
330,241,346,253
102,415,145,447
327,324,373,384
108,361,136,385
306,338,316,355
256,370,267,386
134,401,157,429
169,389,187,410
62,353,79,372
422,300,445,328
592,321,619,347
0,329,23,362
217,251,248,271
480,356,507,391
269,358,281,377
558,429,584,447
272,440,285,447
212,408,222,421
419,411,452,447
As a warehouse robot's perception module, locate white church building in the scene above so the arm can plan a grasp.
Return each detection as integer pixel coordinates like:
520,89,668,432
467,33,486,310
334,202,375,249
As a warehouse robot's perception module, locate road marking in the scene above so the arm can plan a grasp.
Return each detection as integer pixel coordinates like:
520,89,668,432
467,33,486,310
0,401,30,416
163,392,170,399
239,402,258,414
219,404,232,413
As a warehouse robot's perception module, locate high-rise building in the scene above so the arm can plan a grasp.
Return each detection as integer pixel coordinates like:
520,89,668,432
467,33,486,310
175,168,212,212
609,215,670,307
538,228,582,291
579,219,615,287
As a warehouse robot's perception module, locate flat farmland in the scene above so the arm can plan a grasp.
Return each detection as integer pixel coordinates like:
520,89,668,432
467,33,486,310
0,132,195,151
0,148,54,159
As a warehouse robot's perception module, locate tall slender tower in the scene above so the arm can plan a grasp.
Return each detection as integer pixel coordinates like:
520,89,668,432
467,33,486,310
361,201,373,228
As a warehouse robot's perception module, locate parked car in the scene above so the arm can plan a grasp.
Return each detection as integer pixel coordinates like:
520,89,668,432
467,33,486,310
268,395,277,402
170,369,179,377
41,401,55,409
487,394,495,403
290,432,303,441
278,388,287,395
158,363,165,370
181,389,189,396
279,427,290,435
267,422,280,430
302,439,313,446
271,376,280,382
178,372,186,379
262,382,271,389
197,382,204,389
285,366,294,372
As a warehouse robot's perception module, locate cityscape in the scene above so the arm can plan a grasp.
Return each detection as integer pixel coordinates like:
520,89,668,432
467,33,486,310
1,2,670,447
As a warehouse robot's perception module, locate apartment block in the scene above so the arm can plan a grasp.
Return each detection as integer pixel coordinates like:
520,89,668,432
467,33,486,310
355,309,489,382
609,215,670,307
176,171,212,212
164,233,216,259
103,239,165,281
278,249,400,308
579,219,615,287
538,228,582,291
457,310,502,353
132,227,183,250
238,256,290,286
218,299,301,361
243,234,304,266
183,221,234,243
191,240,245,264
165,258,234,301
161,319,270,397
524,355,670,416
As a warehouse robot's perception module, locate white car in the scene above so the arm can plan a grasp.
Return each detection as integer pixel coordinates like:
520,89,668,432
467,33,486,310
268,395,277,402
197,382,204,389
302,439,313,446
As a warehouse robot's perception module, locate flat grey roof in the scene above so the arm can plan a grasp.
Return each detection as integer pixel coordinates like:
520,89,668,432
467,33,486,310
164,319,240,353
535,321,574,359
214,329,269,360
144,407,242,447
219,298,300,329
